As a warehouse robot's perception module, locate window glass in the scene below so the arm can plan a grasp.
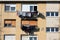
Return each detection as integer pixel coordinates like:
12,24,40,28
51,12,54,16
55,28,59,32
30,6,34,12
46,27,50,32
30,37,37,40
34,6,37,12
51,27,54,32
4,35,15,40
55,12,58,16
46,12,50,16
5,6,10,11
11,7,15,11
22,5,30,12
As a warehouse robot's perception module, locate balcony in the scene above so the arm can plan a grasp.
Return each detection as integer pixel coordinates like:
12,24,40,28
21,25,39,34
21,20,39,35
17,11,38,19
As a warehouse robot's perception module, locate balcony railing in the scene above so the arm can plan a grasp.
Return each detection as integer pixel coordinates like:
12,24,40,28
21,25,39,34
17,11,38,19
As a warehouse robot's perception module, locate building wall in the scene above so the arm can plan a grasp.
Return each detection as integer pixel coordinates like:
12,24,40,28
0,3,59,40
46,4,59,40
0,3,46,40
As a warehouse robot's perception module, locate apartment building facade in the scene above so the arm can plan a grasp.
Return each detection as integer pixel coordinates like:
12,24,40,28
0,1,60,40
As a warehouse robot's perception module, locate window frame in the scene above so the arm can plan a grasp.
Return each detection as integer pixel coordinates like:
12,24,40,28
4,34,15,40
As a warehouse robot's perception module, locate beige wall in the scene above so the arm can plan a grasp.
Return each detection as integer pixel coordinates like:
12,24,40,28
37,3,46,40
47,33,59,40
46,3,60,40
46,4,59,11
0,3,46,40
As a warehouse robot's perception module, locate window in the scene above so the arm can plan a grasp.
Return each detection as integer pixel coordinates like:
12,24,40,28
30,6,37,12
51,27,54,32
51,12,54,16
46,27,59,32
55,28,59,32
46,12,50,16
46,27,50,32
22,4,37,12
46,12,58,16
21,35,37,40
4,19,16,27
55,12,58,16
4,35,15,40
30,37,37,40
5,4,16,12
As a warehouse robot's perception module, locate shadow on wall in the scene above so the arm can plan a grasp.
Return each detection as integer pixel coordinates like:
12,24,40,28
38,12,45,19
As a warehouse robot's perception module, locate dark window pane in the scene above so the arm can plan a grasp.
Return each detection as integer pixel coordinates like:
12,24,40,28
34,37,37,40
51,12,54,16
30,37,37,40
34,6,37,12
55,28,59,32
51,27,54,32
8,24,11,27
4,24,7,27
30,37,33,40
30,6,33,12
11,7,15,11
46,27,50,32
5,6,10,11
55,12,58,16
46,12,50,16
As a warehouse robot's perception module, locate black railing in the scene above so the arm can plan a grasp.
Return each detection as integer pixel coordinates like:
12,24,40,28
17,11,38,19
21,25,39,34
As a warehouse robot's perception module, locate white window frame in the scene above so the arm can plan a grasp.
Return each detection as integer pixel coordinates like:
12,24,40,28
22,4,37,12
5,4,16,12
4,35,16,40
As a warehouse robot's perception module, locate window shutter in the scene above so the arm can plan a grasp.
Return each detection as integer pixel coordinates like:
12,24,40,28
22,21,29,25
12,21,16,27
5,21,11,24
29,21,37,26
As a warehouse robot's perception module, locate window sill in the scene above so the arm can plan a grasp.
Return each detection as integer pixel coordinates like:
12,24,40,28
4,11,17,13
46,32,58,33
4,26,16,28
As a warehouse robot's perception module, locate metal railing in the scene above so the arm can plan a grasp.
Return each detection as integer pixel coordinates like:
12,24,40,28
17,11,38,18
